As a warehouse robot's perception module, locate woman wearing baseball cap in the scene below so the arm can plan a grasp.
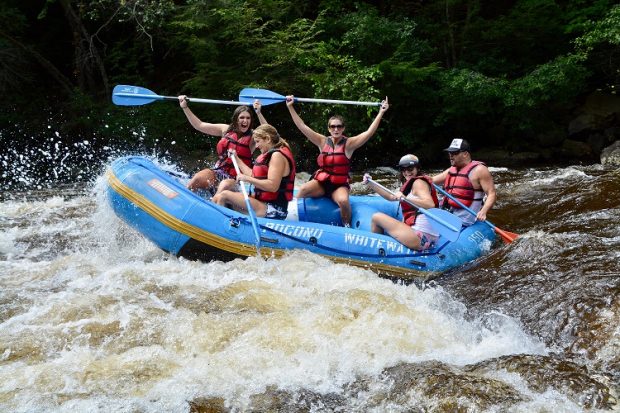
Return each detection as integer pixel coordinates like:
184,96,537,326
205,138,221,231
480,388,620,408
363,154,440,250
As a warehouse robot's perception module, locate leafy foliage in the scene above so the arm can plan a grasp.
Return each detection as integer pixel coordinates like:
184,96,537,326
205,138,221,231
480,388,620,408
1,0,619,165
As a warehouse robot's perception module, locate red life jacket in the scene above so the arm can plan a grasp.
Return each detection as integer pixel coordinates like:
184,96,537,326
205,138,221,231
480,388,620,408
400,176,439,226
252,146,296,206
313,137,350,185
214,130,253,177
442,161,485,208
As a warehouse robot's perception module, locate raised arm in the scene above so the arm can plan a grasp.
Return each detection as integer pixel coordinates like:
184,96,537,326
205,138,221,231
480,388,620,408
253,99,268,126
179,95,228,136
346,97,389,155
286,96,326,149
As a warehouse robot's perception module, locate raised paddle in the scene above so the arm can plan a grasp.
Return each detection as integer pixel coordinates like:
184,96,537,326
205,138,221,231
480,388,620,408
432,183,519,244
367,178,463,242
239,87,382,107
112,84,246,107
231,153,262,255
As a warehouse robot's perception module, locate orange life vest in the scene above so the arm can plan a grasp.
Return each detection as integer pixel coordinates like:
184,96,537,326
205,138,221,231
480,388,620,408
215,130,253,177
442,161,485,208
313,137,350,185
252,146,296,206
400,176,439,226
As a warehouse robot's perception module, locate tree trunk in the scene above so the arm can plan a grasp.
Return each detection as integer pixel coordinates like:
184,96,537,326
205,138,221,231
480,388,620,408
459,0,478,62
0,29,74,95
58,0,110,99
445,0,457,68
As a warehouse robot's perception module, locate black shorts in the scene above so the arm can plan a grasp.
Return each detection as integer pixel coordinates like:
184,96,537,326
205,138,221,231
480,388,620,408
316,179,350,198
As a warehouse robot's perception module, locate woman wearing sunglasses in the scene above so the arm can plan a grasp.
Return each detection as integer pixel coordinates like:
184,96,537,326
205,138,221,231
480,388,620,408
363,154,440,251
286,95,389,227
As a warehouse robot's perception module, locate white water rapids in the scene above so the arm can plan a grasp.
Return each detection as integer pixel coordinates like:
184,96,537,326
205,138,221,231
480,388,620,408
1,161,617,412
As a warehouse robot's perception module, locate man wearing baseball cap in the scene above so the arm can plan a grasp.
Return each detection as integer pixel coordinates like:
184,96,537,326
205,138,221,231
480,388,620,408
432,138,496,226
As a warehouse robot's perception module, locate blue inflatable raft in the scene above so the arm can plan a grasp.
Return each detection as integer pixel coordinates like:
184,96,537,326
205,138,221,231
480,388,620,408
105,156,496,280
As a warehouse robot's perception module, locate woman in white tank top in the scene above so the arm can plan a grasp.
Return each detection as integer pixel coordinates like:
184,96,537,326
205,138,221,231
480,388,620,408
364,154,440,251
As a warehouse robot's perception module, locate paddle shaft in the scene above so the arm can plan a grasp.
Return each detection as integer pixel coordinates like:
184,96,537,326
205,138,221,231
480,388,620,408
114,92,246,106
433,183,518,243
231,155,262,253
368,179,461,232
232,156,251,199
294,97,381,106
432,184,492,227
238,87,381,106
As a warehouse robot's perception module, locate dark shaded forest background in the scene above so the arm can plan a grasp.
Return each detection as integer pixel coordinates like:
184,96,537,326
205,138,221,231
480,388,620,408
1,0,619,172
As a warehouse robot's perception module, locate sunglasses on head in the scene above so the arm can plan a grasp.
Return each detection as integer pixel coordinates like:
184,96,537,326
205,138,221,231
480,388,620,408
329,124,344,130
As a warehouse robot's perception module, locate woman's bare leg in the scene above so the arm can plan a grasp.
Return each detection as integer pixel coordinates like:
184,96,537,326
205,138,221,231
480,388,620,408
371,212,422,250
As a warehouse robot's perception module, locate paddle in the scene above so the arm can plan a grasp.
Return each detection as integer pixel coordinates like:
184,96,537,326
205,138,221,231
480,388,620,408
112,84,246,107
239,87,382,107
230,154,262,255
432,183,518,244
367,178,462,242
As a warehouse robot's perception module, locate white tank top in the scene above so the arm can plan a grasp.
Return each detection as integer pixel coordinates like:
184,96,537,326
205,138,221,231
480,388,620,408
406,193,439,236
411,214,439,237
450,189,484,226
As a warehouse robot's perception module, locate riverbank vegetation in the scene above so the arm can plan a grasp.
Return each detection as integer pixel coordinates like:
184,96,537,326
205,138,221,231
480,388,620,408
1,0,619,167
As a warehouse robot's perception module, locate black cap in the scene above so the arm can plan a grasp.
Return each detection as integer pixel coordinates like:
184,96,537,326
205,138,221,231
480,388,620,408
443,138,471,152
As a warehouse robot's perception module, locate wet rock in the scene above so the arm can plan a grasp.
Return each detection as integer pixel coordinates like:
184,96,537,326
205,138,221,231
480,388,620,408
512,151,546,163
188,356,616,412
568,92,620,136
468,354,615,410
188,397,228,413
560,139,593,160
360,361,524,411
249,386,346,412
589,133,609,155
601,141,620,166
475,149,542,165
537,128,566,148
604,126,620,143
588,126,619,155
473,149,513,164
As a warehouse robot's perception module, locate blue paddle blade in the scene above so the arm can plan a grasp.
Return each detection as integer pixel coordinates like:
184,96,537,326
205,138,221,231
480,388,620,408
238,88,286,106
422,208,463,242
112,85,161,106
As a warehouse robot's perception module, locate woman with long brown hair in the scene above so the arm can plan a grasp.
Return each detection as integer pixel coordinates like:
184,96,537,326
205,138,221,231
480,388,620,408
213,125,296,220
178,95,267,195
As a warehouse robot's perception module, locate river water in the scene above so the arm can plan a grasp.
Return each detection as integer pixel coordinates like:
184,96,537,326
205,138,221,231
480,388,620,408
1,136,619,412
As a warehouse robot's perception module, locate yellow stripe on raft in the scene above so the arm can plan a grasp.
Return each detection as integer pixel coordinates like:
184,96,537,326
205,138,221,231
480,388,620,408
106,169,433,280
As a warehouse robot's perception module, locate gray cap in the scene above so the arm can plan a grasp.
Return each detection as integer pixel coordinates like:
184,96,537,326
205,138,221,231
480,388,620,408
397,154,419,168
